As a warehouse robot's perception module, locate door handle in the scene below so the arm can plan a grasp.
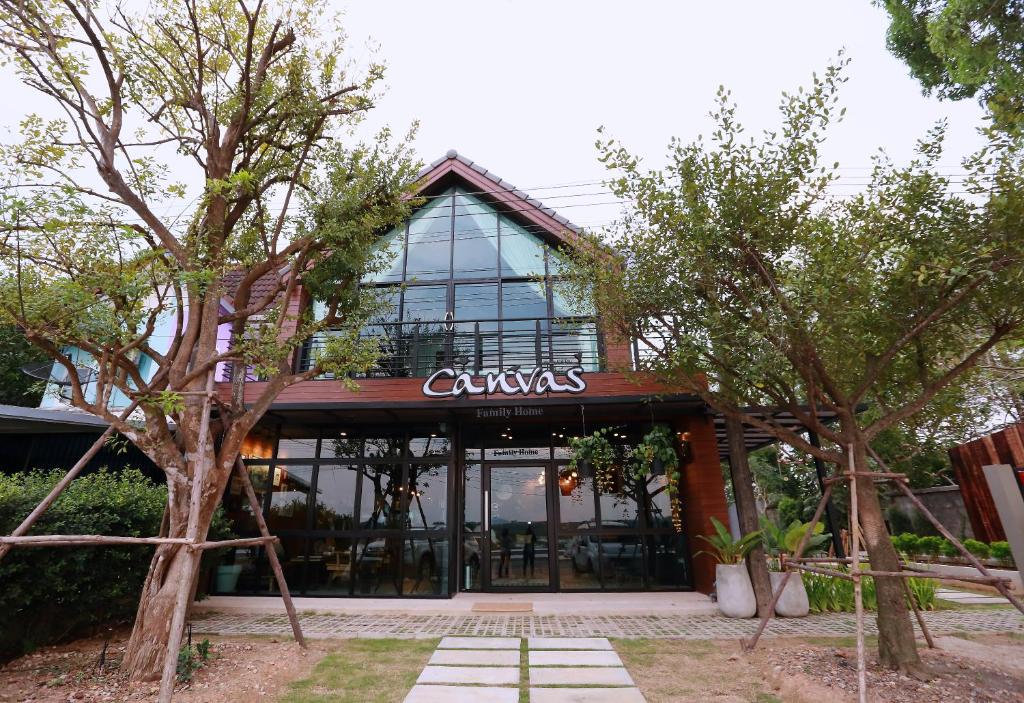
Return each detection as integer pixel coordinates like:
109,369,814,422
484,489,490,532
444,310,455,332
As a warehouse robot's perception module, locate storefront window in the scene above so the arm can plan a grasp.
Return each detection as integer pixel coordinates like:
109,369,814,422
599,485,640,528
353,536,403,595
557,533,601,590
359,463,403,529
453,192,498,279
276,438,318,459
405,195,452,281
314,464,359,531
409,435,450,458
596,534,645,590
402,537,449,596
266,465,313,531
305,537,354,595
558,474,596,530
407,464,447,530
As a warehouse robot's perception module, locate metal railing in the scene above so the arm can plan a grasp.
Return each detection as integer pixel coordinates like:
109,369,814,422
297,316,604,379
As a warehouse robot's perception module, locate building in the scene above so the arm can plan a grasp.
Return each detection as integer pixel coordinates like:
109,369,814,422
211,151,734,599
6,151,774,599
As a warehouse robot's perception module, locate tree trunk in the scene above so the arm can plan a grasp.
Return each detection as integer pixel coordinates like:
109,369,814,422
122,457,225,681
726,415,774,618
848,434,926,676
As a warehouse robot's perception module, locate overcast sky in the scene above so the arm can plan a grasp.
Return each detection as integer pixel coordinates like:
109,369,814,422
0,1,990,230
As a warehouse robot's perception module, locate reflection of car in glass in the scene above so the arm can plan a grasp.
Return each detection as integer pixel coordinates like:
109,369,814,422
356,527,481,581
568,521,642,575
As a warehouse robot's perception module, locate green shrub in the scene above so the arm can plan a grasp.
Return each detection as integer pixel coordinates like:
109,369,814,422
916,535,943,558
963,538,991,560
939,538,960,558
891,533,920,555
0,469,231,661
991,541,1013,563
905,577,938,610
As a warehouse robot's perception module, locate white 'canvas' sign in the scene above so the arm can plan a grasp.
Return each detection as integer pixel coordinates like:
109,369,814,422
421,366,587,399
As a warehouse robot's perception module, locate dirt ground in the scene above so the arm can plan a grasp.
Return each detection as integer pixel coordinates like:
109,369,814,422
3,630,1023,702
618,634,1024,703
0,629,325,703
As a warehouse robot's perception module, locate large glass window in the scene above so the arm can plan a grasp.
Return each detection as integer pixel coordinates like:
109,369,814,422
222,428,452,598
301,185,604,377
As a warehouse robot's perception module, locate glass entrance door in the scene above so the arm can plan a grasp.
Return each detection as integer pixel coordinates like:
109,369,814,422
483,464,553,590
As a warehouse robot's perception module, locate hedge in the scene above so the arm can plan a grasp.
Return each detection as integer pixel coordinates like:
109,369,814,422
889,532,1013,565
0,468,230,661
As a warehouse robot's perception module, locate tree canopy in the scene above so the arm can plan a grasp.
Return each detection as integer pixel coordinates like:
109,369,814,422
880,0,1024,132
566,58,1024,672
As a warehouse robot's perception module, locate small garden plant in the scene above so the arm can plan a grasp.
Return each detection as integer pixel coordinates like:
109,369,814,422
696,517,761,564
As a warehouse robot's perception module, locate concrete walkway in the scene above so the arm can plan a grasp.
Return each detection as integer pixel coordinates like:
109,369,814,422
404,636,646,703
194,591,717,616
192,607,1023,640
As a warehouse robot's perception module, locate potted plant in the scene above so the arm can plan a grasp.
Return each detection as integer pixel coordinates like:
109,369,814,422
759,517,827,617
697,517,761,618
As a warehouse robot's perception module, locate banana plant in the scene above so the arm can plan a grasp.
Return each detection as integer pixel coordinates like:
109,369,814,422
696,517,762,565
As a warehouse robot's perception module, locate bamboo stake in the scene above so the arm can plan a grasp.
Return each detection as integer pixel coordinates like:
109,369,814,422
849,446,866,703
0,535,277,550
234,457,307,648
741,483,834,651
901,578,935,649
0,398,142,562
158,371,215,703
867,445,1024,616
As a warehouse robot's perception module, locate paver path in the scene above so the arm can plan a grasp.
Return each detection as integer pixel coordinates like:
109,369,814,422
403,636,647,703
192,608,1022,640
936,588,1012,605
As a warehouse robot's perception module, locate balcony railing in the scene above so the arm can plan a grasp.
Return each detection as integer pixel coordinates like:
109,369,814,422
296,316,604,379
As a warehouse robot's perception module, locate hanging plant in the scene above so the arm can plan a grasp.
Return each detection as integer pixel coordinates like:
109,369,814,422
568,428,617,493
629,425,683,533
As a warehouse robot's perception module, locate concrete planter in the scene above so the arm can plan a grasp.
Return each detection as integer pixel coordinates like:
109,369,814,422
716,563,756,618
770,571,809,617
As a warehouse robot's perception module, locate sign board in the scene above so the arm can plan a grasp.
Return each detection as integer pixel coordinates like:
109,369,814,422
422,366,586,399
982,464,1024,589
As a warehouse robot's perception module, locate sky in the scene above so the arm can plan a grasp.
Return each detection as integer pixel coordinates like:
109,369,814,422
0,1,991,231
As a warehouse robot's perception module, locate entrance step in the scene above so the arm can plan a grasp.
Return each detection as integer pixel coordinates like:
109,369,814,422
439,636,521,649
530,688,647,702
528,650,622,667
528,637,612,650
418,665,521,685
472,601,534,612
529,667,634,686
429,649,521,666
404,685,519,703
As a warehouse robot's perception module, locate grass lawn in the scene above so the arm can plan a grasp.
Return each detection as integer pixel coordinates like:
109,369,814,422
278,638,437,703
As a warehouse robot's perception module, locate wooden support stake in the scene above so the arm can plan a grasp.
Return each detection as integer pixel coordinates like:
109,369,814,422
901,578,935,649
235,457,307,648
867,445,1024,616
742,483,834,651
849,445,867,703
159,372,215,703
0,535,191,547
0,398,142,563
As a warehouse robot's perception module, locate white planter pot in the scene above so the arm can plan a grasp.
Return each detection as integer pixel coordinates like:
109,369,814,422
770,571,809,617
716,563,756,618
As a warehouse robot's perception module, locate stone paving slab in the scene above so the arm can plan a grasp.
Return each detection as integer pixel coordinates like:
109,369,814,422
529,637,612,650
404,685,519,703
418,665,521,685
439,636,521,649
429,649,521,666
528,651,622,666
530,688,647,703
529,667,634,686
937,589,1009,605
192,609,1022,640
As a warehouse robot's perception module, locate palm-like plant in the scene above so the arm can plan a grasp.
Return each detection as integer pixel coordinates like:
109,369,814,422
697,517,762,565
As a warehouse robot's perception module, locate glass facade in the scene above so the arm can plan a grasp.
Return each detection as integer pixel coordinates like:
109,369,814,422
217,430,451,598
215,426,693,597
301,186,601,377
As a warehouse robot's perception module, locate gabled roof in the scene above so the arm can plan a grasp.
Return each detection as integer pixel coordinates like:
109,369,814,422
413,149,583,248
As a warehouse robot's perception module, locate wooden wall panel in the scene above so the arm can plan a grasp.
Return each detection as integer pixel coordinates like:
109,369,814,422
219,371,680,407
674,413,729,595
948,422,1024,542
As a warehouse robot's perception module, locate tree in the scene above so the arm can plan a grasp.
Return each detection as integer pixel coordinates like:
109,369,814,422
0,325,47,406
880,0,1024,132
566,60,1024,674
0,0,418,681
